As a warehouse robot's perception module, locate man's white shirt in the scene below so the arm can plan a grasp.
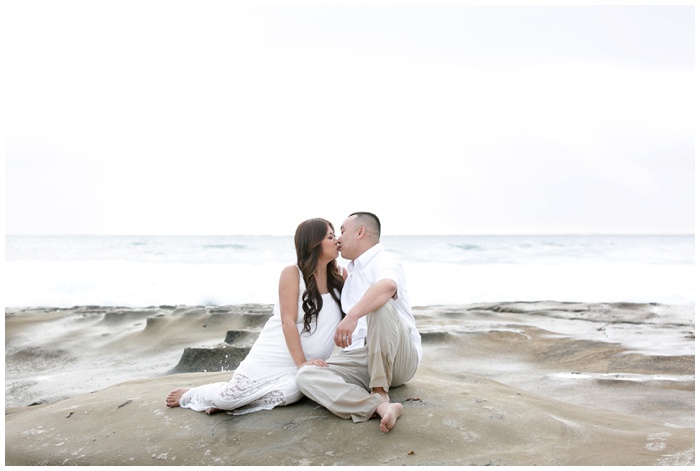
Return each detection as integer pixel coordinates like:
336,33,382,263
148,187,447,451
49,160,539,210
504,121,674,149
340,243,423,361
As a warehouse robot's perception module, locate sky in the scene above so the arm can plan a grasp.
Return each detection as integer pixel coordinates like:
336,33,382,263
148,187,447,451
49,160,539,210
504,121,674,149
3,1,696,236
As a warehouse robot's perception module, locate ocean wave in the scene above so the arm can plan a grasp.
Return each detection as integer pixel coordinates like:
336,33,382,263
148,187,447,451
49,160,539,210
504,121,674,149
449,243,482,251
201,243,249,250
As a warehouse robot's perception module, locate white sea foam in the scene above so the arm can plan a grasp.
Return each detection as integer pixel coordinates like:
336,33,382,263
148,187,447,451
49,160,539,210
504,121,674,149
405,261,695,306
4,234,694,307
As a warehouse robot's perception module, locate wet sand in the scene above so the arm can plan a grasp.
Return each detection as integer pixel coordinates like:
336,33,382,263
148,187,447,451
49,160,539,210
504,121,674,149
4,301,695,465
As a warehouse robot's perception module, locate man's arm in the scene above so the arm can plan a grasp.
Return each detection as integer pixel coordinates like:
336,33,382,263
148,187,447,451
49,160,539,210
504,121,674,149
334,278,397,347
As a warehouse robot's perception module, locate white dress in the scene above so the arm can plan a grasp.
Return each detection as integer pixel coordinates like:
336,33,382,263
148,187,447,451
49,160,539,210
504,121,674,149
179,267,342,414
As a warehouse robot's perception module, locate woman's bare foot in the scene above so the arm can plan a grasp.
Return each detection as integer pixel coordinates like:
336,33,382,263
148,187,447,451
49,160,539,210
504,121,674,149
166,388,189,408
205,407,221,415
375,402,403,433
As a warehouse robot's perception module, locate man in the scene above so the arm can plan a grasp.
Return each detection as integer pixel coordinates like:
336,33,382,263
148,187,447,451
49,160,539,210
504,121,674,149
296,212,422,433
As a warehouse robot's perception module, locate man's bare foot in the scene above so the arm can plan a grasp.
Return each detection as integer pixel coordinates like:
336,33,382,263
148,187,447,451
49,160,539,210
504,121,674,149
166,388,189,408
205,407,221,415
376,402,403,433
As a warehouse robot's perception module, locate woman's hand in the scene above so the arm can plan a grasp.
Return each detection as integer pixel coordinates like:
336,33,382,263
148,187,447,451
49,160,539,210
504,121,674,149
297,358,329,368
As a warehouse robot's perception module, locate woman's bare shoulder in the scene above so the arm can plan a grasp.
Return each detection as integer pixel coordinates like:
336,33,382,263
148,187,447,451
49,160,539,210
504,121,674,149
280,264,300,282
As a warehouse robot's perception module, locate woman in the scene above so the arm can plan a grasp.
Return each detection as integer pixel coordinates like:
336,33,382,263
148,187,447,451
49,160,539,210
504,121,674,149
166,218,346,415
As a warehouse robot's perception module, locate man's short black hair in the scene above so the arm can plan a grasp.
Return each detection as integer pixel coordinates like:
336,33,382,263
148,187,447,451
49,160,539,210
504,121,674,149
348,212,381,238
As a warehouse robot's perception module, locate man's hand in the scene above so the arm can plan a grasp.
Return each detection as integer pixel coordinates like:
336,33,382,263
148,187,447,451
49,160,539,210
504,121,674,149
334,315,358,348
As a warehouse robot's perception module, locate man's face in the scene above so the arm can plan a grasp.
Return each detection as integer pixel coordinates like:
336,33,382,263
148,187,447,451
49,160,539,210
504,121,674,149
338,216,360,261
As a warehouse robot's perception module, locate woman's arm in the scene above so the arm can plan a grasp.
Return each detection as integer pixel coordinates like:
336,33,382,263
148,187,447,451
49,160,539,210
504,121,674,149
279,265,308,368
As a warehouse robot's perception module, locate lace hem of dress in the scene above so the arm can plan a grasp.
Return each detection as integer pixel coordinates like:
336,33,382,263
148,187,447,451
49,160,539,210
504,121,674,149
228,389,286,416
220,372,286,415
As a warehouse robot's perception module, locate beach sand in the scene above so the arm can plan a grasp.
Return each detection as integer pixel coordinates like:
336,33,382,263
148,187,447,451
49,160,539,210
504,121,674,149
5,302,695,466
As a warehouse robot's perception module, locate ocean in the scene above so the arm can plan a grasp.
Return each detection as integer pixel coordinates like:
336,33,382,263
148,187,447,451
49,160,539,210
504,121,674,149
4,234,695,308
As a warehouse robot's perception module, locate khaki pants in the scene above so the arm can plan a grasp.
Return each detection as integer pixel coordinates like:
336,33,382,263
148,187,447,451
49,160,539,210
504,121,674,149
296,302,419,422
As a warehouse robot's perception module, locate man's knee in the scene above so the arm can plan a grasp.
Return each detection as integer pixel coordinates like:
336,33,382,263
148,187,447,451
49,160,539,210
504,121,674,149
295,365,316,393
371,302,395,317
367,302,399,332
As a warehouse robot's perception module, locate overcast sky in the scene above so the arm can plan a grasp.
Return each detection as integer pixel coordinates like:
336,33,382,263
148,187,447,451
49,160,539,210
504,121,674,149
4,1,695,236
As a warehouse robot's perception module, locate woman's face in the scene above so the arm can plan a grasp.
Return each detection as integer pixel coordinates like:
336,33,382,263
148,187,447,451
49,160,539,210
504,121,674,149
319,224,339,262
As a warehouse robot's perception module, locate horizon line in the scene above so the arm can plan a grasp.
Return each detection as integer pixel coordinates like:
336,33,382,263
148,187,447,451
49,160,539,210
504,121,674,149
5,232,695,237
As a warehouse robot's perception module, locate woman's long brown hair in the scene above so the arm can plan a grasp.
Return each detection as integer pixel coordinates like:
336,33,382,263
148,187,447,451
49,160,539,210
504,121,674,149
294,218,345,333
